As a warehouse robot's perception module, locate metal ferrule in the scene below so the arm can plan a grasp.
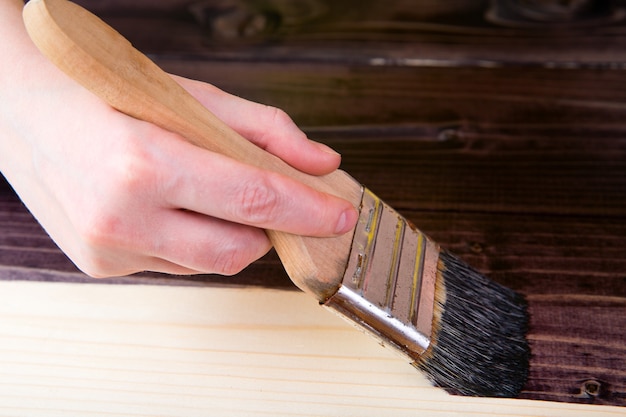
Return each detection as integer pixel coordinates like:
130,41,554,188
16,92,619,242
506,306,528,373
324,188,440,360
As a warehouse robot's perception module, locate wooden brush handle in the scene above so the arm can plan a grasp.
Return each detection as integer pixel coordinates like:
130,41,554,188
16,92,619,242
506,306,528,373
23,0,362,300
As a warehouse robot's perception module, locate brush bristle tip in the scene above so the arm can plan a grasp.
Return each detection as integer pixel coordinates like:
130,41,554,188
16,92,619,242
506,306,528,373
416,250,530,397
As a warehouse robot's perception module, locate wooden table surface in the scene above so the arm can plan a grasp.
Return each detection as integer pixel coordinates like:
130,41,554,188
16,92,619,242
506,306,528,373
2,0,626,407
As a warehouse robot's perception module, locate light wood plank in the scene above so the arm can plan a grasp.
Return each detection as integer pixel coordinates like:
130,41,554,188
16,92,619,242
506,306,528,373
0,281,622,416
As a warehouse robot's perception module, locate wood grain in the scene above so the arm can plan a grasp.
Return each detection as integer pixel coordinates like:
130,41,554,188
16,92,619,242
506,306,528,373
0,280,624,417
74,0,626,66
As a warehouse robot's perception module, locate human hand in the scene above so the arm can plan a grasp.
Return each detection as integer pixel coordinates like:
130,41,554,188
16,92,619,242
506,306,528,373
0,1,357,278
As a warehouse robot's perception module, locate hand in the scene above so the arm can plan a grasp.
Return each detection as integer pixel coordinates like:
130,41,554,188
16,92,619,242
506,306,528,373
0,0,357,278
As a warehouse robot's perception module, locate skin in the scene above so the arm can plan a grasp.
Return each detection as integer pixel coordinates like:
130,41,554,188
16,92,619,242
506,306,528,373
0,0,357,278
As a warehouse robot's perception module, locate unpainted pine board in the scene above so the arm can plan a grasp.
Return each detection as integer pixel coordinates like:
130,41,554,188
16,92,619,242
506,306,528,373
0,280,624,417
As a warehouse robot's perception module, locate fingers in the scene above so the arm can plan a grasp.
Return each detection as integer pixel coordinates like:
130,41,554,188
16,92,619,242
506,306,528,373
11,69,357,279
224,104,341,176
60,122,356,279
142,209,273,276
158,134,358,237
174,76,342,176
71,209,272,278
166,77,358,234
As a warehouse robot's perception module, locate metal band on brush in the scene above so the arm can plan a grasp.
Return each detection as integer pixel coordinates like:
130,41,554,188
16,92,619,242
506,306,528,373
324,188,439,359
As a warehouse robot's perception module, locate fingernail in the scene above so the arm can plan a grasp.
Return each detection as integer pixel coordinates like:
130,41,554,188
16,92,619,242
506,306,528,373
335,207,358,235
314,141,341,157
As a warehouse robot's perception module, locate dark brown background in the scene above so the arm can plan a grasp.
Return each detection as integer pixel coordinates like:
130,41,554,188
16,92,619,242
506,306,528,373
2,0,625,405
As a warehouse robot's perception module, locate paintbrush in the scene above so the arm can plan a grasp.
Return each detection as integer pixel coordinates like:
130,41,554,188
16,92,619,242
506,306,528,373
23,0,530,397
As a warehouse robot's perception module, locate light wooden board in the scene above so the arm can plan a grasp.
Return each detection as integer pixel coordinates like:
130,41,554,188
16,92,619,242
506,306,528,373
0,281,622,416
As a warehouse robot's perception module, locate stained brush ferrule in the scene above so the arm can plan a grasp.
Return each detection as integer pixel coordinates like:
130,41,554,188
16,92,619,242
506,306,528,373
324,188,439,360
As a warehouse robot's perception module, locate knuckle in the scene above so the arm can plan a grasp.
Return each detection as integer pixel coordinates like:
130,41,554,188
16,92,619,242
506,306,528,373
108,138,159,197
78,210,122,249
211,244,250,276
266,106,294,130
70,232,118,278
71,203,132,278
72,221,141,279
71,138,158,274
232,176,280,225
113,157,152,196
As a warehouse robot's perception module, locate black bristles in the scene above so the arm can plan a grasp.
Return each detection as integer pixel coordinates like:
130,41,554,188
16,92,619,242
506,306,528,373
415,250,530,397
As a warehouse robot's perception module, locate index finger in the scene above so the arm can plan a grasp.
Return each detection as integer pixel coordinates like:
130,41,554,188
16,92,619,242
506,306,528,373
152,129,358,237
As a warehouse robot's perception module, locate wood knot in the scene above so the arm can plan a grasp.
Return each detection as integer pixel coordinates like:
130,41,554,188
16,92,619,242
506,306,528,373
577,379,603,399
189,0,281,40
189,0,328,40
487,0,625,27
469,242,485,254
437,129,460,143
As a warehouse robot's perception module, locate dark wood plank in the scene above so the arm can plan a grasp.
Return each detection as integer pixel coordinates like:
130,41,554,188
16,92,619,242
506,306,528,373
523,294,626,404
155,60,626,128
76,0,626,66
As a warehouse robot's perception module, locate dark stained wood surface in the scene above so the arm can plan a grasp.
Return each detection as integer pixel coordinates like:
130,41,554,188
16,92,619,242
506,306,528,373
3,0,626,406
76,0,626,66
